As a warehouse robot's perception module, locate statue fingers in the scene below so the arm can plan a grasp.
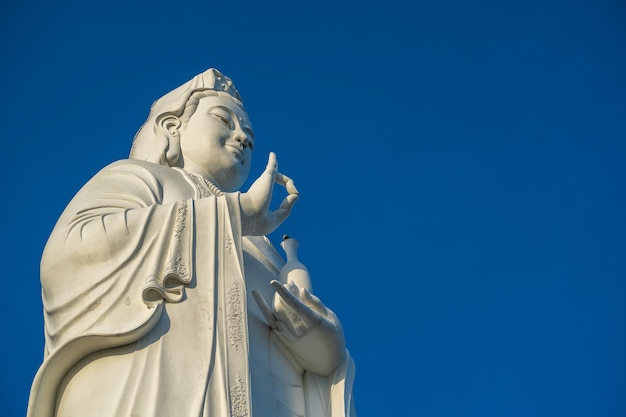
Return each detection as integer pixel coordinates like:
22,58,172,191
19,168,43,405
244,157,280,212
300,288,331,317
272,194,299,226
270,280,323,325
252,290,277,329
273,319,301,342
271,280,302,308
273,300,307,338
275,172,299,195
263,152,278,177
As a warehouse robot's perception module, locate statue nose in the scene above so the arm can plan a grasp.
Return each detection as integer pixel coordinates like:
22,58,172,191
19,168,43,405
234,131,250,148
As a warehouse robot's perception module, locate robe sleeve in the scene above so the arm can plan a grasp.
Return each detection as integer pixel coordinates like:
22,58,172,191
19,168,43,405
28,160,245,417
40,161,196,351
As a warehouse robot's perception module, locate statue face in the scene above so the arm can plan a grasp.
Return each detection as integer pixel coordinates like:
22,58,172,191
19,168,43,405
178,95,254,191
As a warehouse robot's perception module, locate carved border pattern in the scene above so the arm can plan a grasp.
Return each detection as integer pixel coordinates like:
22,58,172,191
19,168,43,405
230,375,248,417
226,280,244,351
184,170,224,198
225,234,233,254
165,254,188,281
196,180,213,198
173,200,188,241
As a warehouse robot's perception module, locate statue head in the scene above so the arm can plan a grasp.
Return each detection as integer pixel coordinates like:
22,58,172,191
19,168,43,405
130,68,254,191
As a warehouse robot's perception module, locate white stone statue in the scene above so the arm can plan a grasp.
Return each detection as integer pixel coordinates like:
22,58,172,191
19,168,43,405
27,69,356,417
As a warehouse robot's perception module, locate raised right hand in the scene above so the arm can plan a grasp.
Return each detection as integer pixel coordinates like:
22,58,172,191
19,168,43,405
239,152,299,236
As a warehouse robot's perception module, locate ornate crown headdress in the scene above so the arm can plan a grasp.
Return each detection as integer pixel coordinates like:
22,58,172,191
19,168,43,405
205,68,242,101
149,68,242,117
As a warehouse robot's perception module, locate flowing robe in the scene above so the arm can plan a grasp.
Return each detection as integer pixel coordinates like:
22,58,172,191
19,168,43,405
27,159,356,417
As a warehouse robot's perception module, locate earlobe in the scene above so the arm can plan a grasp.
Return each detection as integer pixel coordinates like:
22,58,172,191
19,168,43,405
158,115,182,166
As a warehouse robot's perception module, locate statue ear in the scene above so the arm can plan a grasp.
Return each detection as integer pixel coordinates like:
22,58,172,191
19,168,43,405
158,115,182,166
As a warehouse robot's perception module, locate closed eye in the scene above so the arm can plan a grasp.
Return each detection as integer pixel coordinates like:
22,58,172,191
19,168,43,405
213,113,232,127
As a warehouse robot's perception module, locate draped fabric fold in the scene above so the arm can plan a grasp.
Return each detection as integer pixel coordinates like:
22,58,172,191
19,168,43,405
27,159,355,417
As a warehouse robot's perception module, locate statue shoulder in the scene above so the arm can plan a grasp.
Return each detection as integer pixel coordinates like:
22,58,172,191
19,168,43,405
58,160,192,214
103,159,180,180
95,159,187,189
96,159,194,203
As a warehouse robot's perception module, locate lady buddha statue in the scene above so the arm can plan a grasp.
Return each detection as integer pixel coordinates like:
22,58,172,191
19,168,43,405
27,68,356,417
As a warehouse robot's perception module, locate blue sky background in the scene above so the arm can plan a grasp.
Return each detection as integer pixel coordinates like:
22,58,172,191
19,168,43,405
1,1,625,416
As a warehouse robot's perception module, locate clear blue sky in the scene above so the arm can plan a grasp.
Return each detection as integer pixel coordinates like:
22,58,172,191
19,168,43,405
1,1,625,416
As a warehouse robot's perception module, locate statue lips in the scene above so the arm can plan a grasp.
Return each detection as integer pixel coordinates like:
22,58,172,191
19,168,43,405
225,143,244,163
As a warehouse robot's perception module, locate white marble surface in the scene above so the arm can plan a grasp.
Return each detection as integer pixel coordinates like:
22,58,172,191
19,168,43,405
27,69,356,417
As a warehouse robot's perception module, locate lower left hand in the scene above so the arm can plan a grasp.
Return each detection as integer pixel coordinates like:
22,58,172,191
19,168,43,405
252,280,347,376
